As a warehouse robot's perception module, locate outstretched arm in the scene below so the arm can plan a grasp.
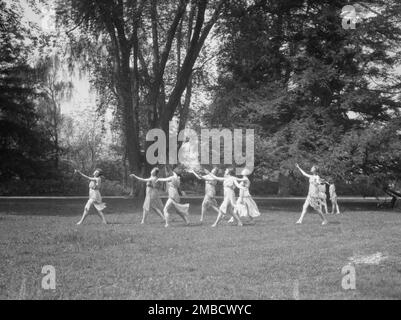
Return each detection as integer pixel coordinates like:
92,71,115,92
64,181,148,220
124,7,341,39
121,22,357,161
75,170,96,182
130,173,151,183
296,164,312,178
190,170,203,181
234,180,246,190
204,170,225,182
157,175,174,183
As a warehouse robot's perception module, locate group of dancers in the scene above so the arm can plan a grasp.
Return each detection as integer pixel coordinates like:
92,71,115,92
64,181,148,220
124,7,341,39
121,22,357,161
73,163,340,227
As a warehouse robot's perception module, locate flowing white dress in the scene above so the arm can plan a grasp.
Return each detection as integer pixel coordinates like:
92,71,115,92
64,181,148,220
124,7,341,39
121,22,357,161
236,178,261,218
219,176,237,216
304,175,323,211
165,175,190,216
88,178,106,211
143,177,164,213
202,175,218,209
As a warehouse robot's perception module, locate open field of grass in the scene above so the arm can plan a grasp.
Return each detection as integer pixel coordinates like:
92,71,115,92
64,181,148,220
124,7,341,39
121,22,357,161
0,198,401,300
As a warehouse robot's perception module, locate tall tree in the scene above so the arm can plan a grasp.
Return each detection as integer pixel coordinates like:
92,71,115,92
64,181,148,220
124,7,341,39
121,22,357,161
56,0,227,179
0,0,54,182
208,0,401,195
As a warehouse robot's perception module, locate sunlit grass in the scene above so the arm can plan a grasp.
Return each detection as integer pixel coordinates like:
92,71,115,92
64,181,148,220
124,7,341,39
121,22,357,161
0,199,400,300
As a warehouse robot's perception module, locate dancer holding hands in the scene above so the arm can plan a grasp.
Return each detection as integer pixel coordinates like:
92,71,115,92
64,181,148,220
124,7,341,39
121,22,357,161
189,167,220,223
205,168,244,227
295,164,328,225
234,168,261,222
130,168,165,224
75,168,108,225
158,168,190,228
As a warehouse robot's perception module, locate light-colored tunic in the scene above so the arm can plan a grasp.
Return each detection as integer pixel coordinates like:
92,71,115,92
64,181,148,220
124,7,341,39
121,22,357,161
89,178,106,211
318,184,327,201
166,175,190,216
143,177,164,213
305,175,323,211
219,176,237,215
329,184,337,201
236,178,260,218
202,176,218,209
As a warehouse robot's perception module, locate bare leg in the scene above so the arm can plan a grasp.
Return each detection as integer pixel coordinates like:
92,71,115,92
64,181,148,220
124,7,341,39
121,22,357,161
316,208,328,225
200,196,210,222
96,209,108,224
296,200,309,224
77,200,92,225
141,209,148,224
154,208,166,221
331,201,335,215
164,200,172,228
212,210,225,227
231,209,243,227
335,201,341,214
174,207,190,225
322,201,329,215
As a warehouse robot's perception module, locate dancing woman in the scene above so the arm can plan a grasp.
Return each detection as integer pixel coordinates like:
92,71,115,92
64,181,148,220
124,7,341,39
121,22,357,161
158,168,190,228
130,168,165,224
295,164,328,225
190,167,220,222
205,168,244,227
75,169,107,225
234,168,261,222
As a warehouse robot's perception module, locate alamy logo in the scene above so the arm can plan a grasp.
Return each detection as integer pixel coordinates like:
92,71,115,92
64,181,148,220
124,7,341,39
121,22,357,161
342,5,357,30
41,265,56,290
146,122,254,175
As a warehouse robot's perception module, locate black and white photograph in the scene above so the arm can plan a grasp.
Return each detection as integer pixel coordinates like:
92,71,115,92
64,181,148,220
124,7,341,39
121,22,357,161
1,0,401,304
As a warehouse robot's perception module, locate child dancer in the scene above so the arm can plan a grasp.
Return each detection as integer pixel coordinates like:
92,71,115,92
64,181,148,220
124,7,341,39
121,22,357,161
234,168,261,222
318,183,329,214
205,168,244,227
75,169,108,225
327,179,341,214
190,168,220,223
295,164,328,225
158,168,190,228
130,168,165,224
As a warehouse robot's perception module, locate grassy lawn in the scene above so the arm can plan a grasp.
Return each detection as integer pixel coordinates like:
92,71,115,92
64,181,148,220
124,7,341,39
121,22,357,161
0,198,401,300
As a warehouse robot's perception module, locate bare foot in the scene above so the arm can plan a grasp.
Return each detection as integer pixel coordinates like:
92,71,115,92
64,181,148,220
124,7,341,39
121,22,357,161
322,220,328,226
165,224,169,228
76,221,83,226
211,224,217,228
141,221,145,225
296,220,302,224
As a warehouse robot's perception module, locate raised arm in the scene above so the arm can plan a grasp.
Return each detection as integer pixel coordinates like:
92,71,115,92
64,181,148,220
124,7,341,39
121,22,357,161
75,170,96,182
130,173,151,183
296,164,312,178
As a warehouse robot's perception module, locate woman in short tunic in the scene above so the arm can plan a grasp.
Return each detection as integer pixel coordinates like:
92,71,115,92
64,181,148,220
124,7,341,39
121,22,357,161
190,168,220,222
206,168,245,227
234,170,261,220
131,168,165,224
75,169,108,225
295,164,328,225
158,169,190,228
